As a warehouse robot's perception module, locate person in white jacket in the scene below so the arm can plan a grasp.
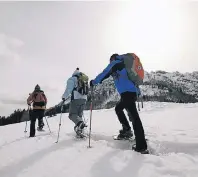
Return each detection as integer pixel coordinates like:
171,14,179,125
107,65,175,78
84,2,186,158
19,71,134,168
62,68,87,135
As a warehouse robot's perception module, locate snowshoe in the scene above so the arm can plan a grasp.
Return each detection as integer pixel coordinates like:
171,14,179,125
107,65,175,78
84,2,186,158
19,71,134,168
37,127,45,132
74,121,87,139
113,135,134,141
74,121,86,133
132,144,150,154
113,128,133,141
75,133,87,139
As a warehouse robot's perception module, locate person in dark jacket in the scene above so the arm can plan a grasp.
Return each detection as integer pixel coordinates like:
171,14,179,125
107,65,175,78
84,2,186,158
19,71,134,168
90,54,148,154
27,84,47,137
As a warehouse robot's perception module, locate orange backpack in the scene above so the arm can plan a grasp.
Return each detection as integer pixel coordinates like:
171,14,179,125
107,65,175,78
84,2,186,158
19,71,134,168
121,53,144,86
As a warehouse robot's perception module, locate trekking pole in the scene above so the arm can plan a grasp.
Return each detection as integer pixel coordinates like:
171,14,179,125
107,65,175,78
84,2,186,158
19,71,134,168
137,101,140,111
44,116,51,133
141,95,144,109
136,87,141,111
24,106,30,133
88,87,94,148
55,103,64,143
24,121,28,133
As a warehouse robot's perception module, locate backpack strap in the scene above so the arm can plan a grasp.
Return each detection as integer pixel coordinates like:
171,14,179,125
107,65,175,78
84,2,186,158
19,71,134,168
71,75,79,101
32,91,38,101
72,75,79,91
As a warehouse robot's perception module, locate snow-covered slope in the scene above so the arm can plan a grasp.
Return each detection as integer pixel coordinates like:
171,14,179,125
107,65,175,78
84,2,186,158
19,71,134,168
1,102,198,177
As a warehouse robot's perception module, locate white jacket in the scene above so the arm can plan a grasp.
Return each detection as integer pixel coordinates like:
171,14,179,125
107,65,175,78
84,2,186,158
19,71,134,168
62,71,87,101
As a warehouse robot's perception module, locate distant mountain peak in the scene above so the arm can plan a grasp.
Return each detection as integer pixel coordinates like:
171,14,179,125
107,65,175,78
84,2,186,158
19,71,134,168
89,71,198,110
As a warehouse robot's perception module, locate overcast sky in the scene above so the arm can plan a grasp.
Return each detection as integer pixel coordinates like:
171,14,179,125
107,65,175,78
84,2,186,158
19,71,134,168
0,0,198,116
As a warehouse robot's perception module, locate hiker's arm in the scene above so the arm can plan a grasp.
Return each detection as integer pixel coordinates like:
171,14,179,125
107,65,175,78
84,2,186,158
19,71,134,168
62,78,75,100
43,93,47,104
27,94,33,105
92,61,121,85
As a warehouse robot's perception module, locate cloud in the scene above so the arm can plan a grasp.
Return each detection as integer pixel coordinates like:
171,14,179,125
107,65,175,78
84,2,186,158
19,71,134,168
0,97,26,116
0,98,26,105
0,99,26,117
41,85,62,93
0,33,24,62
0,92,27,107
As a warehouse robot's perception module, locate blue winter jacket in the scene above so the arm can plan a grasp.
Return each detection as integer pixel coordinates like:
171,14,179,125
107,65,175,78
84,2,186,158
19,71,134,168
92,58,138,94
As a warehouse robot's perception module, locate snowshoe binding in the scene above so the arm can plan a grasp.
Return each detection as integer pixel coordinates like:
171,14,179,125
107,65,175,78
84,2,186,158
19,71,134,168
74,121,87,139
113,128,133,141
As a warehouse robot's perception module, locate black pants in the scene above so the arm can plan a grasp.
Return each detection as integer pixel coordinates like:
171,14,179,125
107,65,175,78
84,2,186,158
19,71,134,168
30,109,45,136
115,92,147,150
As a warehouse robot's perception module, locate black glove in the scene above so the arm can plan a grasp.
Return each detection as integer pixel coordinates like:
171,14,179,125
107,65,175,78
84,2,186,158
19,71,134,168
62,98,65,102
90,80,94,87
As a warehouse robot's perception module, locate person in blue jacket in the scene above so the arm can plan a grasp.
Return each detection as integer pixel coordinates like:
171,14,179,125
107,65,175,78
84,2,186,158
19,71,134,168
90,54,148,153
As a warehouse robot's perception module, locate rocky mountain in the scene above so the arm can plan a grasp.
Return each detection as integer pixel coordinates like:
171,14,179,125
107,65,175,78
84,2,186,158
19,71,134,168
88,70,198,110
45,70,198,116
4,70,198,125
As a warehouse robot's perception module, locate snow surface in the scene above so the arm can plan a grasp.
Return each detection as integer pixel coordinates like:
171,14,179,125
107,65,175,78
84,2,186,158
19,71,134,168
1,102,198,177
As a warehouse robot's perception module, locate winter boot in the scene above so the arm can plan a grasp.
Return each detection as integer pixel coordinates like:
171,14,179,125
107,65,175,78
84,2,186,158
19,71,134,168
74,121,86,136
37,127,44,131
132,144,149,154
37,121,44,131
29,134,35,138
117,127,133,140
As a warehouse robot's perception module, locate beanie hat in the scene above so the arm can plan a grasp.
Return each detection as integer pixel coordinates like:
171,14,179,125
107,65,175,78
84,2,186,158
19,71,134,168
72,67,81,76
34,84,40,91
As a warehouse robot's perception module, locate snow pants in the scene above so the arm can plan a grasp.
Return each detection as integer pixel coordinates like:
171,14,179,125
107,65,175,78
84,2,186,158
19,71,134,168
29,109,45,136
68,99,86,125
115,92,147,151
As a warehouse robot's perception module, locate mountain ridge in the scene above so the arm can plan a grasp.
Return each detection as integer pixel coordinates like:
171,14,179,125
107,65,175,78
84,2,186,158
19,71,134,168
45,70,198,117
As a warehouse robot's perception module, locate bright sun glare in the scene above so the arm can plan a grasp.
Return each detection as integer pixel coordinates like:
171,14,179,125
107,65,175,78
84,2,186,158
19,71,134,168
103,0,187,71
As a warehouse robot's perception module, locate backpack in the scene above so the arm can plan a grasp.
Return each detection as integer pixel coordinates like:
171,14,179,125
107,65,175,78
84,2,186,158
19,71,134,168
32,91,47,106
74,72,89,95
121,53,144,86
